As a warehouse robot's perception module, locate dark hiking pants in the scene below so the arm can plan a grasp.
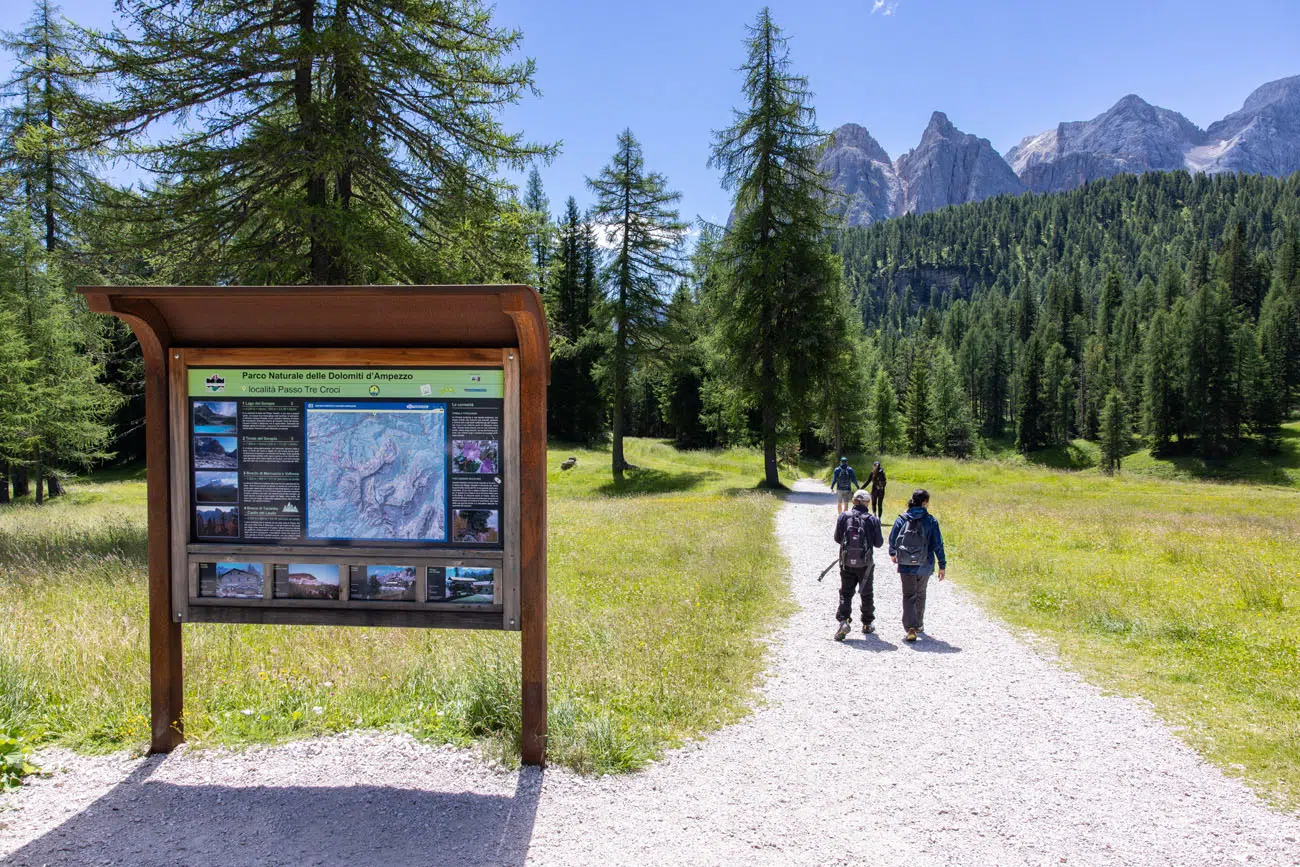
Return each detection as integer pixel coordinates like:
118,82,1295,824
837,562,875,624
870,488,884,517
900,572,929,631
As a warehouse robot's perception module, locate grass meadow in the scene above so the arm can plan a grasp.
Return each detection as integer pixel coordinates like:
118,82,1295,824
0,443,791,774
844,424,1300,809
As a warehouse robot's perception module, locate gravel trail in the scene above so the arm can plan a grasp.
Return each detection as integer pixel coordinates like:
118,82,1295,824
3,479,1298,866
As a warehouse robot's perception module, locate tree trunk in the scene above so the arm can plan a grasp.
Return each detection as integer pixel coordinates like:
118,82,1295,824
48,473,62,498
34,457,44,505
294,0,329,284
0,462,9,504
611,310,627,483
761,354,779,488
12,465,29,498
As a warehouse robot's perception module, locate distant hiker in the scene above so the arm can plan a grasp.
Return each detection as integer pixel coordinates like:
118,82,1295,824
833,489,884,640
865,460,887,517
830,457,859,514
889,489,946,643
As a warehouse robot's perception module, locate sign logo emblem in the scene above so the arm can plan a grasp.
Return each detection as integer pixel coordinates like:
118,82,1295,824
368,384,380,396
205,374,226,393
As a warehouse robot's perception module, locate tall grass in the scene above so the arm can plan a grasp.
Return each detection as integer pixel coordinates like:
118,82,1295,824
0,442,791,773
840,447,1300,809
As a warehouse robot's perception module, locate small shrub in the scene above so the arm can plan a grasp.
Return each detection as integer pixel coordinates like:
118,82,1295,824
0,729,37,791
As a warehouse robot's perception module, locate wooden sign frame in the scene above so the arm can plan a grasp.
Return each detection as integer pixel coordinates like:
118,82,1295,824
79,286,550,765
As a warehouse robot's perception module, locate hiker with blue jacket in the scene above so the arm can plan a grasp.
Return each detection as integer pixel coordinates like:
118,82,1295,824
889,489,947,643
830,457,860,514
832,489,884,641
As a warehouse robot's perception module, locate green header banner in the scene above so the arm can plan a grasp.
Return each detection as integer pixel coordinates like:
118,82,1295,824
188,368,505,400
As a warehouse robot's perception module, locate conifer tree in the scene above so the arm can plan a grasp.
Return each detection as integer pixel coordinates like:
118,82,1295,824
866,367,901,456
926,344,972,456
1042,341,1074,447
1098,388,1127,474
706,7,848,487
89,0,553,283
1243,323,1283,448
1015,334,1048,452
904,351,931,454
588,128,686,480
0,306,35,503
1141,309,1179,453
524,166,551,288
1181,281,1234,456
547,197,586,341
1,0,107,255
545,196,605,444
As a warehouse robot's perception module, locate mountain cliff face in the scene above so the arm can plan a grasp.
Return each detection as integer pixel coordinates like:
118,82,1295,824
1006,95,1202,193
895,112,1026,215
819,114,1025,226
819,123,900,226
1006,76,1300,192
1189,76,1300,176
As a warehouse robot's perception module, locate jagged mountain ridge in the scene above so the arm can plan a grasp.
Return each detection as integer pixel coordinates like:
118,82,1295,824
820,113,1023,227
823,74,1300,225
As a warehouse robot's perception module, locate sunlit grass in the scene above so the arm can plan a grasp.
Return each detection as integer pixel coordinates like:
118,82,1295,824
838,447,1300,809
0,440,791,774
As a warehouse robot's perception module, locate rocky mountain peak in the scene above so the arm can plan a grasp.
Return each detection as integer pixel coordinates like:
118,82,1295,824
829,122,891,164
896,112,1025,216
922,110,958,139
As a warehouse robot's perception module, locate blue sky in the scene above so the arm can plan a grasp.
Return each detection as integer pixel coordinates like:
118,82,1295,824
3,0,1298,227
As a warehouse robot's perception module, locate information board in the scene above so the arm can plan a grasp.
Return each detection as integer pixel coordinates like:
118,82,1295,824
186,367,506,549
168,350,522,630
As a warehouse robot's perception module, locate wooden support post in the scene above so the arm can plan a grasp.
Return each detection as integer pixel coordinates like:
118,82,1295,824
113,301,185,753
506,297,548,766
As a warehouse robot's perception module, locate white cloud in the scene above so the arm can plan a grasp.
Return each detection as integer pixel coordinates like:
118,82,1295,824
871,0,900,16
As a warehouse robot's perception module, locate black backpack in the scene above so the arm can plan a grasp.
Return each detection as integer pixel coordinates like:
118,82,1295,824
895,513,928,567
841,512,872,570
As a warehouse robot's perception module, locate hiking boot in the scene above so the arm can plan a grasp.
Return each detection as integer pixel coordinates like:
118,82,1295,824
834,620,850,642
862,621,875,635
904,628,918,642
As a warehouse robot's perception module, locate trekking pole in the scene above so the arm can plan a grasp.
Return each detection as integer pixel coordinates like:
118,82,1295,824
816,558,838,582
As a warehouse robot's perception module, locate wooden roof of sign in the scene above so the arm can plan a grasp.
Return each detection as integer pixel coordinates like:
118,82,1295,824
78,285,549,365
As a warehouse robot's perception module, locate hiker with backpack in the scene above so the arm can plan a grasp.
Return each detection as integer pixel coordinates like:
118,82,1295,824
832,488,884,641
889,489,946,643
865,461,887,518
830,457,860,514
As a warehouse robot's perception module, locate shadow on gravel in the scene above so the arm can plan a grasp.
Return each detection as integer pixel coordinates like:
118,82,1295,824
842,635,898,652
783,489,837,506
907,635,962,654
6,756,542,867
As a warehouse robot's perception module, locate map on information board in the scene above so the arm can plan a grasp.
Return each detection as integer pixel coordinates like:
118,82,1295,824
305,402,447,542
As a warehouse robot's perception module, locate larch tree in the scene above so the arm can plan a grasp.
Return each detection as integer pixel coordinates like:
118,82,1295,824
706,7,849,487
88,0,554,284
588,128,686,481
1,0,120,498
